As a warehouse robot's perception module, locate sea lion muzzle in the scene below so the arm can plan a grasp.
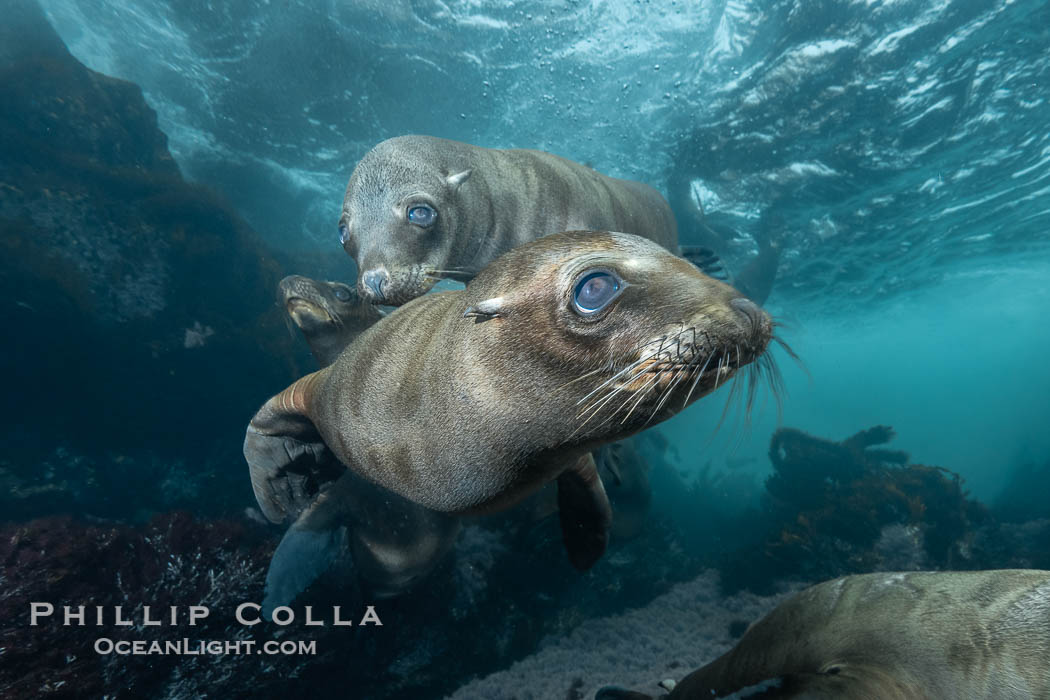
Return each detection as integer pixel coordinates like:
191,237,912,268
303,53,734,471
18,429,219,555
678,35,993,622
359,268,390,303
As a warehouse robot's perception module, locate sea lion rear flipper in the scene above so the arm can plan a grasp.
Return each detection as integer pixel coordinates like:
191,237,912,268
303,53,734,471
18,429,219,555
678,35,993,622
262,505,347,617
679,245,730,281
244,372,343,523
557,453,613,571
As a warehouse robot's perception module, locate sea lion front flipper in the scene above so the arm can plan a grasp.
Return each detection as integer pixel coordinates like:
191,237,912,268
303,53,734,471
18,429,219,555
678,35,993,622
557,453,613,571
244,371,343,523
679,245,730,281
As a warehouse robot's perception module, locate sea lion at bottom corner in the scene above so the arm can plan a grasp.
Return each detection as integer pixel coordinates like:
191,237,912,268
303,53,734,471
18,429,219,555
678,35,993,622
245,229,778,577
278,274,385,367
338,134,684,306
595,569,1050,700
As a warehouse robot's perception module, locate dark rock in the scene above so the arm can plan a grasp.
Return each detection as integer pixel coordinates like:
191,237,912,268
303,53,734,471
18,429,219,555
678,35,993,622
0,0,305,463
722,425,988,593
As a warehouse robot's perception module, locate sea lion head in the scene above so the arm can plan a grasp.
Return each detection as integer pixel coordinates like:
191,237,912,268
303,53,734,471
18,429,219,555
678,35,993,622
459,230,783,447
339,135,475,306
278,275,384,365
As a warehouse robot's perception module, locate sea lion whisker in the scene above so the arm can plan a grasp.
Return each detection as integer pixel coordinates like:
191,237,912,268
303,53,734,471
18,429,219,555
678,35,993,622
712,351,727,392
711,363,749,443
745,360,761,418
574,363,651,430
617,373,663,425
646,361,692,425
574,356,651,406
772,334,807,376
681,352,715,410
579,359,654,419
578,360,657,433
423,268,477,283
556,367,607,392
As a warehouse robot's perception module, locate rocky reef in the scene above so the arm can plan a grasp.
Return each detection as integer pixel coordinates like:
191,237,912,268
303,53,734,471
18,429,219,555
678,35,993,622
0,0,305,464
0,488,704,699
721,425,987,592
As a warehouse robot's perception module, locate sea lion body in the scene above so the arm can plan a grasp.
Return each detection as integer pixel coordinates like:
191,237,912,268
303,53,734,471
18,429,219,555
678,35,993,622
269,275,457,605
339,135,681,305
246,230,775,576
598,569,1050,700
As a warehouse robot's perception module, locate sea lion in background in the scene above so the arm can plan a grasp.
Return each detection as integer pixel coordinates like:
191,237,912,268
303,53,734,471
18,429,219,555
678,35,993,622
595,440,652,541
246,230,778,576
596,569,1050,699
338,134,723,305
524,438,653,544
278,275,384,366
267,274,457,610
733,225,780,307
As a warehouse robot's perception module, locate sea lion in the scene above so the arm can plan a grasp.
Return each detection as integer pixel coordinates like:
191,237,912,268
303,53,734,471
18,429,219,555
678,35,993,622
268,274,458,609
278,275,384,366
595,440,652,541
596,569,1050,699
245,230,777,573
338,135,723,305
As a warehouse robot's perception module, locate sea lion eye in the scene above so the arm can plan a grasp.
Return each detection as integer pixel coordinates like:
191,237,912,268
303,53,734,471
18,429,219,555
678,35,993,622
572,270,621,316
333,286,351,302
407,205,437,227
338,222,350,245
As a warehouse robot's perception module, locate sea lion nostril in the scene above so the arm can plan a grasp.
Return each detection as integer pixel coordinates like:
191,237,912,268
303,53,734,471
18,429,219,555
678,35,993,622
729,297,762,326
361,269,389,301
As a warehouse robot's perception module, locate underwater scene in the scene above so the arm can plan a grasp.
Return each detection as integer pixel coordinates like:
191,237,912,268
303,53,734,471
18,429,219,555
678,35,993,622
3,0,1050,697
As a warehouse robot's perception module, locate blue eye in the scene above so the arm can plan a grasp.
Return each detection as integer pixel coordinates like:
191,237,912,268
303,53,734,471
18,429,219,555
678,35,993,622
333,286,351,302
407,205,436,227
573,270,621,316
339,222,350,245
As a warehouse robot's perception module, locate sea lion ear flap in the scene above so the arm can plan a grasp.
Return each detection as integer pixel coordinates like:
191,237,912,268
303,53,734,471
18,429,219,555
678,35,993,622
446,169,472,191
243,373,345,524
463,296,504,323
557,453,613,571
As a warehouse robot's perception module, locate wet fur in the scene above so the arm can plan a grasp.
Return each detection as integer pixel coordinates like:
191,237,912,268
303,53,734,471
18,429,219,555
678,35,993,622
604,570,1050,700
340,135,679,305
276,274,457,598
247,231,774,570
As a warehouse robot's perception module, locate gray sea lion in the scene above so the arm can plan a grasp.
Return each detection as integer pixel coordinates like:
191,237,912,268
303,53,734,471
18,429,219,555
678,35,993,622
596,569,1050,699
268,274,458,610
338,135,723,305
245,230,778,572
278,275,385,366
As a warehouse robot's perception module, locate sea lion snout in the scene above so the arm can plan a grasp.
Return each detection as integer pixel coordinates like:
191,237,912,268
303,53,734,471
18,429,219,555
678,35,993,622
729,297,772,339
360,268,390,303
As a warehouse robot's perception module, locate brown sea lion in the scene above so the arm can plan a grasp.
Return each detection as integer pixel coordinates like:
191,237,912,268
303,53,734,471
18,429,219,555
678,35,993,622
245,230,777,575
267,275,457,611
278,275,384,367
596,569,1050,699
337,135,723,305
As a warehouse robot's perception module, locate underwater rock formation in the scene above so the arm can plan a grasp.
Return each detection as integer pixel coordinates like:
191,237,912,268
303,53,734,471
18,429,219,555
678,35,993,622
0,502,709,699
0,443,255,522
0,0,300,460
722,425,987,592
